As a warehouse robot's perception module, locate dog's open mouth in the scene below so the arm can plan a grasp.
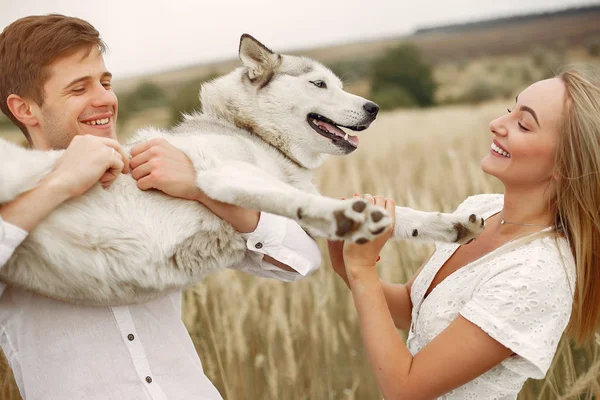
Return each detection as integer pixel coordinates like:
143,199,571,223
307,113,367,149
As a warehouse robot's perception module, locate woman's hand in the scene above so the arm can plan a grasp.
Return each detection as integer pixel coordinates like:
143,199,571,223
343,194,395,271
327,238,348,284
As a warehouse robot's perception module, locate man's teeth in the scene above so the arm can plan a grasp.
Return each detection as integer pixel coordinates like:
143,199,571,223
84,117,110,126
491,143,510,158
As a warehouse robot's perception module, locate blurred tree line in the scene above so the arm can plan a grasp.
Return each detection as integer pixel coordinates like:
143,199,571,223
116,74,218,128
114,37,600,125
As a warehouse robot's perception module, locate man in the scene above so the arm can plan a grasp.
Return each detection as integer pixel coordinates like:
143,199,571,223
0,14,321,399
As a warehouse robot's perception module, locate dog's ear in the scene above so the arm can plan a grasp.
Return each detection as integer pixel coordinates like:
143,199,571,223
239,34,281,86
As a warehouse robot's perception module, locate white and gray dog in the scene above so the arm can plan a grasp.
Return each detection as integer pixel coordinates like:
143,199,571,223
0,35,484,305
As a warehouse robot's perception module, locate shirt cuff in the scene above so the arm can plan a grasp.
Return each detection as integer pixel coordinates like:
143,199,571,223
240,212,320,277
0,216,28,248
0,216,29,268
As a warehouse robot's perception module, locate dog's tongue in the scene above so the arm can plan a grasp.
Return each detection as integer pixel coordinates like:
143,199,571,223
316,120,344,136
316,121,359,145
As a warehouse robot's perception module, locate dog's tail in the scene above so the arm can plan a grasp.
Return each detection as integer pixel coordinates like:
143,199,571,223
0,138,58,204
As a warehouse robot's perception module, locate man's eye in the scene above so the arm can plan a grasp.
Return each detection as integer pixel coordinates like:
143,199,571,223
310,80,327,89
102,82,112,89
72,87,85,93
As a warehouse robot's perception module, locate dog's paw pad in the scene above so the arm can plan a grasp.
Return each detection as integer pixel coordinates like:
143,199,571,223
370,226,386,235
371,211,384,222
352,200,367,213
453,213,486,244
334,210,358,237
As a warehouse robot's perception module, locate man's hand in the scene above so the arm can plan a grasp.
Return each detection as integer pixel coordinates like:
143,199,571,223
129,138,260,233
130,138,205,201
0,135,129,232
46,135,129,200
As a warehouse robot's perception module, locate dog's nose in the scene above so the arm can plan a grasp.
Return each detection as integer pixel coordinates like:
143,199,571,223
363,102,379,117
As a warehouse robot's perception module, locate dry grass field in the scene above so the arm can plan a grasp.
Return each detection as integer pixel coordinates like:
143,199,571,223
1,7,600,399
1,101,600,399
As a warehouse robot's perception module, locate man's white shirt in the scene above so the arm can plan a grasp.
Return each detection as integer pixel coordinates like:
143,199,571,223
0,213,321,399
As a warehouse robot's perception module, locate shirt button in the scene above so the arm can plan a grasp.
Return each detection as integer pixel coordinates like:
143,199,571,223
127,334,134,341
255,242,263,249
145,376,152,384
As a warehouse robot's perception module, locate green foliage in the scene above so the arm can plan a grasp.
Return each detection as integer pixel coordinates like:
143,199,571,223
327,58,372,84
587,37,600,57
531,46,547,68
460,78,497,104
531,47,565,79
168,73,219,126
370,43,436,108
370,86,416,110
0,114,13,129
117,81,169,124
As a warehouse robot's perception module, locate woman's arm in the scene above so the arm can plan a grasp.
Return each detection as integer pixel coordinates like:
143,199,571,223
328,228,429,331
348,265,512,399
343,195,513,400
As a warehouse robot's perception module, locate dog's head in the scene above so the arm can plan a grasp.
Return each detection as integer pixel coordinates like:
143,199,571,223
200,34,379,169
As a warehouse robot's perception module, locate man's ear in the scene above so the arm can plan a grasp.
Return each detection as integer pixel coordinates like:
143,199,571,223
6,94,39,127
239,34,281,87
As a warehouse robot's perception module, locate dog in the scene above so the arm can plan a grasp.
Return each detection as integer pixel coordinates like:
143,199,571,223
0,34,485,305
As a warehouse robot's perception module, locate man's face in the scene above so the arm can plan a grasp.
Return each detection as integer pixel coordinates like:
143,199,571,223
32,46,118,149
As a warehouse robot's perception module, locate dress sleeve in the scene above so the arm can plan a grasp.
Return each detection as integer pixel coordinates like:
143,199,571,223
0,216,29,295
459,243,574,379
227,212,322,282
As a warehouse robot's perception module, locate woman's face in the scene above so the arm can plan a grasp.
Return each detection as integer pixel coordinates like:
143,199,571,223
481,78,566,190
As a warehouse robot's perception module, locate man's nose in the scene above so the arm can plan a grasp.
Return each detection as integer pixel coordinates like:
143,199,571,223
91,83,117,108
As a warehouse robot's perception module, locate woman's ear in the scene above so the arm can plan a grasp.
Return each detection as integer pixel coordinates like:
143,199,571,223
6,94,39,128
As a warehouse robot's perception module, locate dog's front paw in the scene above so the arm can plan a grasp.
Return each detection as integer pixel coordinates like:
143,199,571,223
333,198,392,243
451,213,486,244
414,212,485,244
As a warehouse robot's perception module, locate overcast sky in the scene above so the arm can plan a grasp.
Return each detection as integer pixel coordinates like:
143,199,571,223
1,0,598,78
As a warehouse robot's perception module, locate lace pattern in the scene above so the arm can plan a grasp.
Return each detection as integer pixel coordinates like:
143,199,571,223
406,194,576,399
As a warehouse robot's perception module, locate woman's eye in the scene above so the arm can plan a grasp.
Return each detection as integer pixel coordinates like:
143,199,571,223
311,80,327,89
507,108,512,113
518,122,529,132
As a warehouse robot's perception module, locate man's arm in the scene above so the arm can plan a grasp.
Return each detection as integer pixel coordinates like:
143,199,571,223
0,217,28,295
129,138,320,273
1,135,129,232
184,195,298,271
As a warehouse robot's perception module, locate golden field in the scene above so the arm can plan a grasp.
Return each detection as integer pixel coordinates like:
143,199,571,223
1,7,600,397
1,101,600,399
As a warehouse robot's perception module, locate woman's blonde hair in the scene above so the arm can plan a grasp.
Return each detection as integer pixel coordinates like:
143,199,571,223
552,65,600,343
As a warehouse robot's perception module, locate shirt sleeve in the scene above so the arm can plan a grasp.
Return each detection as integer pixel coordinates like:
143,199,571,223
227,212,322,282
0,216,29,295
459,245,574,379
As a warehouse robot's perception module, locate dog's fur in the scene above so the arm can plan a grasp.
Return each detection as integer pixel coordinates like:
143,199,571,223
0,35,484,305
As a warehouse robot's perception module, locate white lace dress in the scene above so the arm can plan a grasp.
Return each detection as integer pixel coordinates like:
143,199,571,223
406,194,576,399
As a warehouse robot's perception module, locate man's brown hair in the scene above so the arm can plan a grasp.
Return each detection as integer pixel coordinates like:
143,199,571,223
0,14,106,142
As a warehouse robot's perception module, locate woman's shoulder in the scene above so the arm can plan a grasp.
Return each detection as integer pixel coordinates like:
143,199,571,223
455,193,504,216
487,235,576,296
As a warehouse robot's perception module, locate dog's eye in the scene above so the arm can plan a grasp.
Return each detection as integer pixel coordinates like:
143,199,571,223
310,80,327,89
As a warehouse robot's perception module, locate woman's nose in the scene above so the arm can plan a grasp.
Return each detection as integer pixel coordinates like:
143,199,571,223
489,115,508,137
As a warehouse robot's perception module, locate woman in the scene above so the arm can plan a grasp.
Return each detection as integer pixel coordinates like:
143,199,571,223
328,66,600,399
